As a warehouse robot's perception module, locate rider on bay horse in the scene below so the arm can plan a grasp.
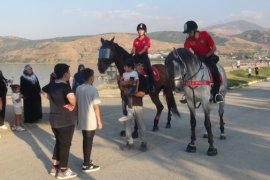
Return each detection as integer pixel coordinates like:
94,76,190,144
131,23,155,93
183,20,224,103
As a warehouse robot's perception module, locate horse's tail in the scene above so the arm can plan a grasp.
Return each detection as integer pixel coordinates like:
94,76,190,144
163,83,180,117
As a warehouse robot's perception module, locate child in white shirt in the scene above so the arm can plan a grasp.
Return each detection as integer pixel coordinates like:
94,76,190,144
10,84,25,131
118,60,139,122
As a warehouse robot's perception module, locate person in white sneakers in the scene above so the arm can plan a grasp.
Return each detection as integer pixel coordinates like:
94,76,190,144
42,64,77,179
76,68,102,173
10,84,25,131
118,60,139,122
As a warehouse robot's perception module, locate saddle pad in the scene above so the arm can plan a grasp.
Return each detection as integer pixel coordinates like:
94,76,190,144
207,66,223,84
139,65,160,81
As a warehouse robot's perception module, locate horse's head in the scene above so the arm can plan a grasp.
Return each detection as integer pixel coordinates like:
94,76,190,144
165,48,187,92
97,37,117,73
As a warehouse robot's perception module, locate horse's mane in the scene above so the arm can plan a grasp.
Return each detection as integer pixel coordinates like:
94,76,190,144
114,42,132,61
166,48,198,67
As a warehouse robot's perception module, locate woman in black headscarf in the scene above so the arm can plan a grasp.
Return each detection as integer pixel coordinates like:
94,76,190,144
0,70,8,129
20,65,42,123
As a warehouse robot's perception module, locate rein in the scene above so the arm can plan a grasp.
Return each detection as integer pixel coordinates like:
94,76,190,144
174,50,211,86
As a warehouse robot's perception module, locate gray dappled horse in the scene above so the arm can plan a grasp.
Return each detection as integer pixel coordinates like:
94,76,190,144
165,48,227,156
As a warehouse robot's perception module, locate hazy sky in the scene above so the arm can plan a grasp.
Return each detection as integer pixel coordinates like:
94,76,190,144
0,0,269,39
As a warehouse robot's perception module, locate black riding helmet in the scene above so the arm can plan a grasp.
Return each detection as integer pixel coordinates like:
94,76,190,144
183,21,198,33
137,23,147,32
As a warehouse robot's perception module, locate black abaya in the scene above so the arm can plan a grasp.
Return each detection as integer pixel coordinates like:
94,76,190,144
20,76,42,123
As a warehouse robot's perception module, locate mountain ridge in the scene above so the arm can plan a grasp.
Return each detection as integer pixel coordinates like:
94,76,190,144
1,20,269,63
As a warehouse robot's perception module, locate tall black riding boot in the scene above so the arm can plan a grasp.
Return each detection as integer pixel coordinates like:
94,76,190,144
211,84,223,103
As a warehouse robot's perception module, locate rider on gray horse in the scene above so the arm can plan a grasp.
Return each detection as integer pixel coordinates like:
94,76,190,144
183,20,223,103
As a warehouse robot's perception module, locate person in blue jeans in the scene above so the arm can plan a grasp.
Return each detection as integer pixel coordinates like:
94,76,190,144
118,60,139,122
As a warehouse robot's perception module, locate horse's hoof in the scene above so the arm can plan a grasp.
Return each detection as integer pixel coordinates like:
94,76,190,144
152,126,159,132
120,130,126,137
203,133,208,138
207,147,218,156
220,134,226,140
186,143,196,153
132,131,138,139
166,123,171,128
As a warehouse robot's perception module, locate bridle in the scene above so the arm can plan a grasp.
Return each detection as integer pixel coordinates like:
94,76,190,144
172,49,209,108
173,48,203,83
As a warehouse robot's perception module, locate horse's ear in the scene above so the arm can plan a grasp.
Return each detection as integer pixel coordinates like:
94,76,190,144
172,48,178,58
110,36,115,42
101,38,105,44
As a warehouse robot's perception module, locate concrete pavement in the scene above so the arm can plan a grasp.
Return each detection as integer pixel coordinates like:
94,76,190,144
0,80,270,180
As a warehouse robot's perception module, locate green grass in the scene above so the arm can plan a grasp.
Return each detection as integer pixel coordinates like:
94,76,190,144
227,67,270,87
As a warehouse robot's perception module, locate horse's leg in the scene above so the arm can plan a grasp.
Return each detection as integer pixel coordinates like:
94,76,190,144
166,107,172,128
219,101,226,140
120,93,128,137
163,84,177,128
203,107,218,156
149,92,164,132
186,102,197,153
132,120,139,138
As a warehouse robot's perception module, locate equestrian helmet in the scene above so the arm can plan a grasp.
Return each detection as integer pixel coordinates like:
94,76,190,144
183,21,198,33
137,23,147,32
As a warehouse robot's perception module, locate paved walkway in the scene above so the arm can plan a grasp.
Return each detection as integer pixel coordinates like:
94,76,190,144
0,80,270,180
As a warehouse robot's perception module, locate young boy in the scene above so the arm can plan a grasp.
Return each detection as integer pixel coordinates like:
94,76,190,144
118,60,139,122
42,63,77,179
10,84,25,131
76,68,102,172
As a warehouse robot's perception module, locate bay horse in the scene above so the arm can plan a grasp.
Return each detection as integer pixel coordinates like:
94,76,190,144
165,48,227,156
97,37,180,133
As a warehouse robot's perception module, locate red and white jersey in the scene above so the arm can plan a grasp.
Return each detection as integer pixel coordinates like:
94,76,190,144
133,35,150,54
184,31,215,57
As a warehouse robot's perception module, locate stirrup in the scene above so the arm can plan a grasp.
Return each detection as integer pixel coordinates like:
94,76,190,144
180,95,187,104
215,93,224,103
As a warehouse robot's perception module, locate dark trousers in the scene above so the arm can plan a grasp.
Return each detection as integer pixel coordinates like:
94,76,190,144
202,56,221,95
135,54,154,87
52,125,75,168
82,130,96,166
0,94,7,126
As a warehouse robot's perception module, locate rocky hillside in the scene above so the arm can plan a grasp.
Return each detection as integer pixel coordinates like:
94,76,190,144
1,20,270,64
0,33,179,63
204,20,266,35
233,30,270,45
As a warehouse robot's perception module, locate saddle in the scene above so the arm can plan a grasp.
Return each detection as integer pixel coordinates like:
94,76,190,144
183,63,223,87
136,65,160,81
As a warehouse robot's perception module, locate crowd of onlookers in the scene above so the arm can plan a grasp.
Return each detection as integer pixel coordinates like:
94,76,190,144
0,62,148,179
